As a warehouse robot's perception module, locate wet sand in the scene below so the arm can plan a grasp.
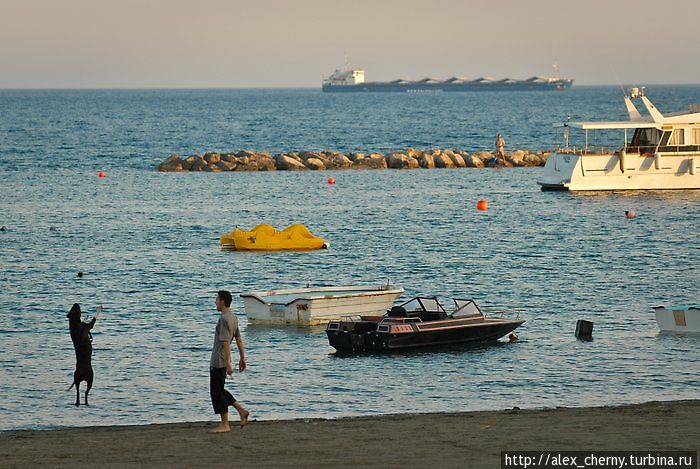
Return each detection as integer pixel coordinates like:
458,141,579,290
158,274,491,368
1,400,698,468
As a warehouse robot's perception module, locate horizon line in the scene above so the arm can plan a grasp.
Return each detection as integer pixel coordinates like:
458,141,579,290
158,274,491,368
2,82,700,91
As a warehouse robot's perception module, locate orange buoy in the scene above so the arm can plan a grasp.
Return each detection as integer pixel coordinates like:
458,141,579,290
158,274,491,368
327,177,335,185
98,172,106,178
476,200,488,211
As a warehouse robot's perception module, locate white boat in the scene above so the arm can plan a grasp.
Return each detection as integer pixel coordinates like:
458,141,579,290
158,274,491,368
653,304,700,334
240,284,404,325
538,87,700,191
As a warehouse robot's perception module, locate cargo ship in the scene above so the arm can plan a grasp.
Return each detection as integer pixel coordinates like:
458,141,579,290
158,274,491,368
322,65,573,92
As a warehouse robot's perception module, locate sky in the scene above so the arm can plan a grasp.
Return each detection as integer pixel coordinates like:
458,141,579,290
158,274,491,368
1,0,698,88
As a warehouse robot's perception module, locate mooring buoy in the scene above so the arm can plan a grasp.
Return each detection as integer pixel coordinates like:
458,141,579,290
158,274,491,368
575,319,594,341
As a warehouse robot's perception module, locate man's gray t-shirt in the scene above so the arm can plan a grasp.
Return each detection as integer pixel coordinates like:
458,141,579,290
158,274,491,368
210,311,240,368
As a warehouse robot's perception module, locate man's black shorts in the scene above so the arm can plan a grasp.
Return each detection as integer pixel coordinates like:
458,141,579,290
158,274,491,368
210,367,236,414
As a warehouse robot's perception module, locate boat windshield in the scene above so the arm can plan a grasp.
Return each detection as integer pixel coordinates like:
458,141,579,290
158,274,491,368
400,297,446,314
451,300,484,318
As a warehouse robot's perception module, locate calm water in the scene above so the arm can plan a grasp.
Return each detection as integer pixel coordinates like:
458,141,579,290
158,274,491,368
0,87,699,431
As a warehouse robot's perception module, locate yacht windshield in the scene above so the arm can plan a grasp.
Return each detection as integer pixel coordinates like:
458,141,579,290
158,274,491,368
628,128,663,153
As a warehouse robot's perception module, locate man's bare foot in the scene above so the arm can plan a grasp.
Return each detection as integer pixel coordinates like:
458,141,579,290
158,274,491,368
240,410,249,428
210,425,231,433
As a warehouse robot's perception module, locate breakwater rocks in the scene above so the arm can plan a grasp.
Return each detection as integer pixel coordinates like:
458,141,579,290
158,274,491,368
157,149,550,172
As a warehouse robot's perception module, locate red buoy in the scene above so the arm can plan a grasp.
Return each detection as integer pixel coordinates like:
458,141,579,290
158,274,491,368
476,200,488,211
98,172,106,178
625,209,636,219
327,177,335,185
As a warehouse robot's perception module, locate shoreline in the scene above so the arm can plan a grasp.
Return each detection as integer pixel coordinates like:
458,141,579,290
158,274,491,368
2,400,698,468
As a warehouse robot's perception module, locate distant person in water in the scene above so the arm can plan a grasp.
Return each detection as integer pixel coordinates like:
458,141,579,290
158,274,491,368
495,133,506,165
209,290,249,433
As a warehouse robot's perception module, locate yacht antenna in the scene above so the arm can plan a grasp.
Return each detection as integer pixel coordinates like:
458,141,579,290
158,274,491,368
619,83,627,98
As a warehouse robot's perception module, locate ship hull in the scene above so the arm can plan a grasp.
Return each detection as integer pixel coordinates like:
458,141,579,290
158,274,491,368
322,80,572,93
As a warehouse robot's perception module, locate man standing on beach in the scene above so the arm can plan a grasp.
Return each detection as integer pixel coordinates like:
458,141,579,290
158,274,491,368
210,290,249,433
495,133,506,165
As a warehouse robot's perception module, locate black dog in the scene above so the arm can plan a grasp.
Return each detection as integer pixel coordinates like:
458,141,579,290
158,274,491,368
67,303,97,406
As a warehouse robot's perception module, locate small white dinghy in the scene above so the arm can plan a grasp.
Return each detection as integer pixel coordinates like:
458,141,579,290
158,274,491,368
653,305,700,334
240,284,404,326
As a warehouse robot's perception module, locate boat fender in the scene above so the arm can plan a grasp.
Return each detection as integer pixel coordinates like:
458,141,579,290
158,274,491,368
690,157,696,175
619,149,626,173
654,152,661,170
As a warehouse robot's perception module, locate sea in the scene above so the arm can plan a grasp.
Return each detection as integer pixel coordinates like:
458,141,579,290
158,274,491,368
0,86,699,431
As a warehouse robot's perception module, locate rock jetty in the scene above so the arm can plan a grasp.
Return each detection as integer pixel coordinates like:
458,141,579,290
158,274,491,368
157,149,550,172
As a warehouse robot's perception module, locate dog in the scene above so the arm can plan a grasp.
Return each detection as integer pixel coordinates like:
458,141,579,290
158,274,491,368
67,303,97,406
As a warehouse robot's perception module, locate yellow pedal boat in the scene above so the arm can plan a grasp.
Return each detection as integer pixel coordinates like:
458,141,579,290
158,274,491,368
220,224,329,251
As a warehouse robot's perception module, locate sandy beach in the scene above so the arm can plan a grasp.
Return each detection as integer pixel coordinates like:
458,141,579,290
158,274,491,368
1,400,698,468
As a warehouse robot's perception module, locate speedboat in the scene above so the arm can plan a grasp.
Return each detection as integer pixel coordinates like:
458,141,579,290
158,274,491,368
220,224,329,251
538,87,700,191
240,284,404,326
326,296,524,352
653,304,700,334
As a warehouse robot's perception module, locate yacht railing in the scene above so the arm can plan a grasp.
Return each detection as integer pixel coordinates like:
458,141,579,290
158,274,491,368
653,144,700,153
557,144,700,156
556,146,619,156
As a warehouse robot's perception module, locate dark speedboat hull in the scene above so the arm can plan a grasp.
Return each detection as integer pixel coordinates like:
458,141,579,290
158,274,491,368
327,318,524,353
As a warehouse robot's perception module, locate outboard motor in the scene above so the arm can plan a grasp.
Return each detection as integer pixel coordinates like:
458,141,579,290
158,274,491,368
387,306,407,317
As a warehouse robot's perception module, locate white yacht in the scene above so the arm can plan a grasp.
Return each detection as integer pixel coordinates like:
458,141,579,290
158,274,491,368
538,88,700,191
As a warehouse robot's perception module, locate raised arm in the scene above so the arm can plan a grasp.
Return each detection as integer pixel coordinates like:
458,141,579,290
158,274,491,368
87,305,102,330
